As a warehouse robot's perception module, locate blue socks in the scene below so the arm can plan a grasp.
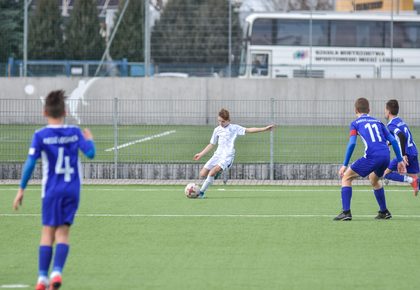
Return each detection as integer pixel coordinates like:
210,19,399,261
39,243,69,278
52,243,69,274
374,188,387,212
341,186,388,213
384,172,405,182
341,186,352,211
39,245,53,277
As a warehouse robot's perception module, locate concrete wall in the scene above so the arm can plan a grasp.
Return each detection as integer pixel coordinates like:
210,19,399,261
1,78,420,126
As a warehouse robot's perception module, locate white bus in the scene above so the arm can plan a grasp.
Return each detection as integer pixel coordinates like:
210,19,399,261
238,12,420,79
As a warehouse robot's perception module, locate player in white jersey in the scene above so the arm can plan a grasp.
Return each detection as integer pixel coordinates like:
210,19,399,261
194,108,274,198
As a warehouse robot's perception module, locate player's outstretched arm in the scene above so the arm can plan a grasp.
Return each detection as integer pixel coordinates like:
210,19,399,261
245,124,274,133
194,144,214,161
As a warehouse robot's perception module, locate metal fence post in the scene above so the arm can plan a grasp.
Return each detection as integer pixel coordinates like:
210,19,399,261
228,0,232,78
113,98,119,179
144,0,150,77
23,0,30,77
270,98,274,180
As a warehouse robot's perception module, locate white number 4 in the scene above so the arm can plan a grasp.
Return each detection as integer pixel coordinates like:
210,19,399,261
55,147,74,182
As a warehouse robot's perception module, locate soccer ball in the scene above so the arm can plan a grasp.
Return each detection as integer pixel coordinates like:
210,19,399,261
184,183,199,198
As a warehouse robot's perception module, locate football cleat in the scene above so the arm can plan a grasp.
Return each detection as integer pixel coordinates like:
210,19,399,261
35,282,48,290
49,274,62,290
197,191,206,199
333,210,352,221
410,175,418,197
375,209,392,220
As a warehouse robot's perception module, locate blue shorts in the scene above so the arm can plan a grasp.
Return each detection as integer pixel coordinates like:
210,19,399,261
350,156,389,178
388,155,419,174
42,195,79,226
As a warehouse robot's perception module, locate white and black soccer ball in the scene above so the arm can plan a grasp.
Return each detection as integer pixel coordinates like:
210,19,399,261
184,183,199,198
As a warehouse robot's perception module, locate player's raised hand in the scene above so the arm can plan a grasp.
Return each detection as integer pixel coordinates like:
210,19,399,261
265,124,275,131
83,128,93,140
397,161,406,174
13,188,24,211
339,166,347,178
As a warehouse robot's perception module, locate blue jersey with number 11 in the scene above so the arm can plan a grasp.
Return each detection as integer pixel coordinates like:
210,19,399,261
350,114,391,158
28,125,95,198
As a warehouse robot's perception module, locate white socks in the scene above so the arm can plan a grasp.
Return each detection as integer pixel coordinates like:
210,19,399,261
200,176,214,193
405,176,414,183
37,276,48,285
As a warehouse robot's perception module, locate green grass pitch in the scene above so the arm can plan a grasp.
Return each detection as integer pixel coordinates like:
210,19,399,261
1,184,420,290
2,124,408,163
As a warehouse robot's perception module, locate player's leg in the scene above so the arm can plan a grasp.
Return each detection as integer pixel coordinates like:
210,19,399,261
49,225,70,290
371,160,392,220
198,155,220,198
407,155,419,196
384,158,417,192
199,167,210,179
199,165,222,198
407,174,419,196
36,226,56,290
334,167,359,221
49,196,78,290
198,166,211,198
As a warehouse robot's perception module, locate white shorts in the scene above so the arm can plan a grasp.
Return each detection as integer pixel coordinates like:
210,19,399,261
204,154,234,171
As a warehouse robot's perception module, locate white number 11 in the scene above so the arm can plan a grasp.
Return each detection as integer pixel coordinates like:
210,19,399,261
365,123,382,143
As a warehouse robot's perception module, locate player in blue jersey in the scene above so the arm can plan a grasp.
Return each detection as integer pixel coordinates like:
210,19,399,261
383,99,419,196
334,98,406,221
13,90,96,290
194,108,274,198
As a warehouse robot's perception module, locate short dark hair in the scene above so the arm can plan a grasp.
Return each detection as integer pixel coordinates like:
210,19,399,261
219,108,230,121
386,99,399,115
355,98,370,114
45,90,66,118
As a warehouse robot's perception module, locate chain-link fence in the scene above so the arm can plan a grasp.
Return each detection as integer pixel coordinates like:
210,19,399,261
2,1,420,78
1,97,419,180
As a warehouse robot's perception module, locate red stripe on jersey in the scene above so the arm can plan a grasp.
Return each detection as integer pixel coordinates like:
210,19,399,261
349,129,357,136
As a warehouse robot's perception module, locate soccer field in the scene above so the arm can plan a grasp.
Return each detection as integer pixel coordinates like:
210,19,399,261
1,184,419,290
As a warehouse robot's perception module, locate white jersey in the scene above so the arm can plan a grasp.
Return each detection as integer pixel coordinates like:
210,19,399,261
210,124,246,158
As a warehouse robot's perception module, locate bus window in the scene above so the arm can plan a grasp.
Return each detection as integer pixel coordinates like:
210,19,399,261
251,53,269,77
393,22,420,48
330,20,357,47
251,19,273,45
275,20,309,46
311,20,328,46
366,21,385,48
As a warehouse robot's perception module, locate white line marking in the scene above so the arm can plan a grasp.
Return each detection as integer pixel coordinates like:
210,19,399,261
2,213,420,218
1,285,30,289
104,130,176,152
1,187,410,193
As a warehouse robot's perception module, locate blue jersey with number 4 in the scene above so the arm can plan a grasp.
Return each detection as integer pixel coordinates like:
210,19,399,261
350,114,391,158
28,125,94,198
387,117,418,157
